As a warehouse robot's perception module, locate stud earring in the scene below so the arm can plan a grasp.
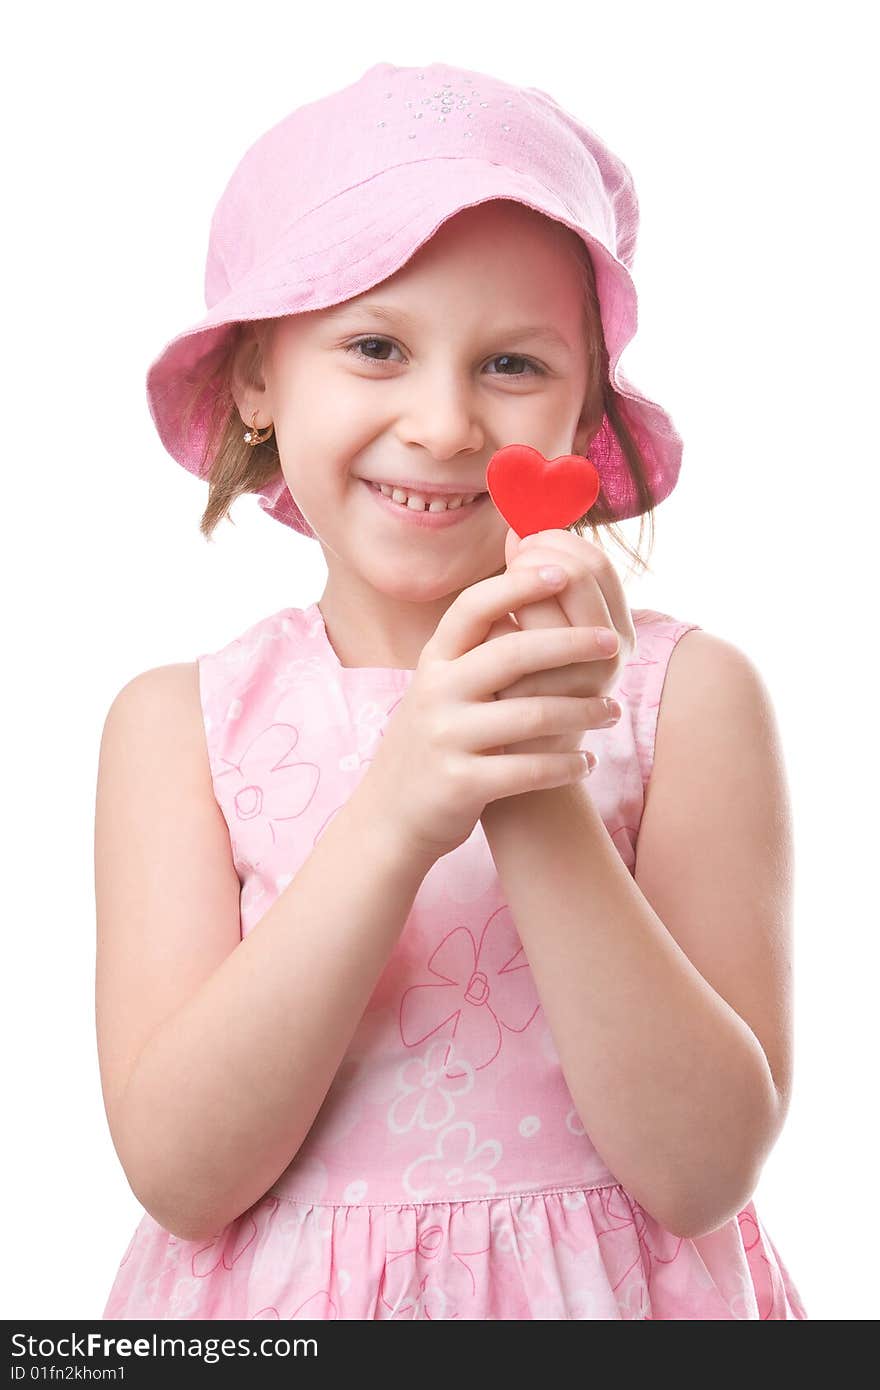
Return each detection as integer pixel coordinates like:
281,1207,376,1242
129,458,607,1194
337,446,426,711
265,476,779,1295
243,410,273,445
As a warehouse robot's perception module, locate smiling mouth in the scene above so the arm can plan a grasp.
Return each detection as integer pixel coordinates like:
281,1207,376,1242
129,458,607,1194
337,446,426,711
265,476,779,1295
366,480,488,512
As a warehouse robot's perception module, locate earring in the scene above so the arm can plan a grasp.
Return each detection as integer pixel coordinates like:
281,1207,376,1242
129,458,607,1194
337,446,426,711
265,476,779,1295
243,410,273,445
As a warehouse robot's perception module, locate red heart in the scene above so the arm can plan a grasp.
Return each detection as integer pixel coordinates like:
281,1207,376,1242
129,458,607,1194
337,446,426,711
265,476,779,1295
486,445,601,538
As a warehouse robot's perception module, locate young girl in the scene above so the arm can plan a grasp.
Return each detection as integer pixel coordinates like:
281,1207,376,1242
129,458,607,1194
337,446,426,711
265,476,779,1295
96,60,807,1320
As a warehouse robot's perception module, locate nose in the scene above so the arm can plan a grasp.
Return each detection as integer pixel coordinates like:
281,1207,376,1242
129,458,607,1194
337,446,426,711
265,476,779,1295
394,368,484,461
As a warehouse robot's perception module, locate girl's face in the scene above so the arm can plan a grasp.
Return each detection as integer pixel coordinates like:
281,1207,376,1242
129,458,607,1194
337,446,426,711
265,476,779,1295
241,200,595,607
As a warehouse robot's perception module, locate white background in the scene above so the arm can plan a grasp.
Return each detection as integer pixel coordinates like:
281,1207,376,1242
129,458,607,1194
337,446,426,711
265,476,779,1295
3,0,876,1321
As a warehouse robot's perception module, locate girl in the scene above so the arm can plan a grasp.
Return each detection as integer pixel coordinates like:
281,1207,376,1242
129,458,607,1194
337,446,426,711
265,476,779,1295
96,60,807,1320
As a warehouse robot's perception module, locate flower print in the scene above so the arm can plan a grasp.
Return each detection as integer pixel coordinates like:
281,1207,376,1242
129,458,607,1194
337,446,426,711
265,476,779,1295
211,723,320,864
272,654,326,693
578,1187,683,1301
399,905,540,1076
290,1290,340,1319
726,1271,758,1320
530,1285,609,1320
532,1227,648,1319
274,1203,334,1242
380,1216,490,1318
247,1197,332,1293
352,698,389,757
541,1026,562,1064
190,1210,263,1278
265,1155,334,1223
495,1209,544,1262
167,1275,206,1319
733,1204,791,1318
388,1041,474,1133
616,1278,652,1319
409,1276,452,1320
382,1271,453,1320
403,1120,502,1200
221,626,286,673
561,1189,588,1212
629,1199,686,1274
131,1240,187,1312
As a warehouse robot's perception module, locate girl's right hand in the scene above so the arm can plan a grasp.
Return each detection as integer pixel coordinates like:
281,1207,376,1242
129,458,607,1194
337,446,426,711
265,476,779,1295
359,565,616,865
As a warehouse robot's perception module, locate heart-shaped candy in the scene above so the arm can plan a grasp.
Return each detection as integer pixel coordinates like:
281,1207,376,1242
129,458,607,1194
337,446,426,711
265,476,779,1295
486,445,601,538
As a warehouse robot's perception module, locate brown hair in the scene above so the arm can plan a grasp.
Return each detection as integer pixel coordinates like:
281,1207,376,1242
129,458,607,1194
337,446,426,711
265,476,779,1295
185,234,658,577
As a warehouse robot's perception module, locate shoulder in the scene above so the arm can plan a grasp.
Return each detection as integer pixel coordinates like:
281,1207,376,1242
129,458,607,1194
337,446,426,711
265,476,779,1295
105,660,200,715
645,628,783,817
631,619,789,911
97,662,220,871
655,628,776,742
102,661,205,759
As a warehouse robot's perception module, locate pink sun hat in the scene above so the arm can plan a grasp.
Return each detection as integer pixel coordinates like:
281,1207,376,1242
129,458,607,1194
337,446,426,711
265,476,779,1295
145,60,684,536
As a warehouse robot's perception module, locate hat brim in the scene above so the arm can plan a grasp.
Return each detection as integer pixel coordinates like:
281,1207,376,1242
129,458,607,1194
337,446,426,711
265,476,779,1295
146,157,682,532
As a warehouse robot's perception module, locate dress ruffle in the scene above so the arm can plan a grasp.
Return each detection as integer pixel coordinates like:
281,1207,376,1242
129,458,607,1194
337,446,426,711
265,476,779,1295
103,1184,807,1321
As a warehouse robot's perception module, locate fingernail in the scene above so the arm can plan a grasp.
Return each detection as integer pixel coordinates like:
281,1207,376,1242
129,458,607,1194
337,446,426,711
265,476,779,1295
596,628,619,653
603,699,622,722
538,565,566,584
581,750,598,774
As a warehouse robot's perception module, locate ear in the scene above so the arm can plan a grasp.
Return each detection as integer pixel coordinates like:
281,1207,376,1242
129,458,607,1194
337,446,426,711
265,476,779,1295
229,323,271,423
572,389,604,459
572,413,598,459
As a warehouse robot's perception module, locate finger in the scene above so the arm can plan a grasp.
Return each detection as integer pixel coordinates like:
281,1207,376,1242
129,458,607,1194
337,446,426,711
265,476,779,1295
457,624,618,701
509,545,612,635
459,695,617,753
518,533,633,645
494,663,585,701
429,565,570,663
505,552,570,632
504,526,523,569
485,614,519,645
483,748,597,801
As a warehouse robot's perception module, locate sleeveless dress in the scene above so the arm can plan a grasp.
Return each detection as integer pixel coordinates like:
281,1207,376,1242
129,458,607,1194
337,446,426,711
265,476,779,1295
102,601,808,1320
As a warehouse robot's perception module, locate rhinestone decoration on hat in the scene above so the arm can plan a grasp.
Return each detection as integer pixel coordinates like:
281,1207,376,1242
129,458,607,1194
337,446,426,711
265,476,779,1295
375,72,516,139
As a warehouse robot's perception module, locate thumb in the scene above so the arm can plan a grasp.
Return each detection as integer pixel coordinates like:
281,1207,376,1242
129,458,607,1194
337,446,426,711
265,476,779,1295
504,526,524,569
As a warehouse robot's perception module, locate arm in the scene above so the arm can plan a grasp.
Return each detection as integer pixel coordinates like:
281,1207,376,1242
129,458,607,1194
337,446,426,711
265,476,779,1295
478,633,793,1240
97,668,435,1244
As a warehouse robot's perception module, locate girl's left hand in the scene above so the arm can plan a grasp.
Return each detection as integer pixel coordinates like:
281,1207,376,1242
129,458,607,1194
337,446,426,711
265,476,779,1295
485,527,637,756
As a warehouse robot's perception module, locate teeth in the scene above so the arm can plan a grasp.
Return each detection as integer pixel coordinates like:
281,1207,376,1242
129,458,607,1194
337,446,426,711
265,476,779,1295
374,482,480,512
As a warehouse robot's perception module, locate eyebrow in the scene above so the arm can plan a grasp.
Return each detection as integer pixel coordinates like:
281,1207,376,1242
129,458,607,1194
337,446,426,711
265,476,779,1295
326,301,573,353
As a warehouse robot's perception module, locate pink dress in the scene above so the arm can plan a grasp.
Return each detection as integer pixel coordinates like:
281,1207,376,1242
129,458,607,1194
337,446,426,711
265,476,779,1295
102,601,807,1320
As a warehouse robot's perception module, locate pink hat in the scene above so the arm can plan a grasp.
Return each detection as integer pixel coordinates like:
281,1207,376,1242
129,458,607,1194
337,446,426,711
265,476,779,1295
146,61,683,535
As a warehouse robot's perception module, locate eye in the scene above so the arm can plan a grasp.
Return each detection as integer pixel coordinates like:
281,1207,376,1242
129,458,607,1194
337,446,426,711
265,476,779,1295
485,353,545,379
343,336,404,366
342,335,546,379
